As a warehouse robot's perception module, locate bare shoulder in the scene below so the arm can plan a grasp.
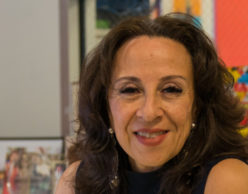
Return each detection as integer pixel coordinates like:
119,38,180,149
54,160,81,194
205,158,248,194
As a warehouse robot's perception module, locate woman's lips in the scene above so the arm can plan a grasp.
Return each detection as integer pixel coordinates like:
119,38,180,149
134,128,169,146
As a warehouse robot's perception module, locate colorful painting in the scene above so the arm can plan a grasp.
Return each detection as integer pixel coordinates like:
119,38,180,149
229,66,248,137
96,0,161,29
96,0,149,29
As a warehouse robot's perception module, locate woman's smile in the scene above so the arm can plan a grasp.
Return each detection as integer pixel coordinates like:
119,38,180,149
134,128,169,146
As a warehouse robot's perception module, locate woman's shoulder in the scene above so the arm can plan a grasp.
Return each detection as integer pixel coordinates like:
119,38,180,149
54,160,81,194
204,158,248,194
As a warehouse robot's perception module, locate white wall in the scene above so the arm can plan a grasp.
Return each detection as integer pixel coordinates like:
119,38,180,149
85,0,97,54
68,0,80,83
0,1,62,137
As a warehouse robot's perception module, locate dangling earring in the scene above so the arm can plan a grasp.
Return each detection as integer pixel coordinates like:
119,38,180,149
108,128,119,189
182,123,196,159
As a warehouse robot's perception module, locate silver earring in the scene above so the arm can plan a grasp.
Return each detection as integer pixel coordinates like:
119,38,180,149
191,123,196,128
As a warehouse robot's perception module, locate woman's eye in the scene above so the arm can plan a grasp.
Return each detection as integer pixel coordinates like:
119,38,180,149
120,87,139,94
162,86,182,94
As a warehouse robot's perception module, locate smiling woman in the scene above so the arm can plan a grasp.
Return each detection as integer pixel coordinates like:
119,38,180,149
108,36,194,173
55,13,248,194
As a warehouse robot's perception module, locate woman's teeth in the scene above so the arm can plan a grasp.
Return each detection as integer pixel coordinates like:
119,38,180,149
135,131,167,138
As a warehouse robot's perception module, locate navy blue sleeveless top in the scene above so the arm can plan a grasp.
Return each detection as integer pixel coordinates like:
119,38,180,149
126,156,248,194
76,156,247,193
126,168,161,194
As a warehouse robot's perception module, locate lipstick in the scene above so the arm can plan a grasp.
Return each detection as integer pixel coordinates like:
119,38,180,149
134,128,169,146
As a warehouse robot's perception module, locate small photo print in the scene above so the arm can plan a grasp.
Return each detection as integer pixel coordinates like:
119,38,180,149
0,138,65,194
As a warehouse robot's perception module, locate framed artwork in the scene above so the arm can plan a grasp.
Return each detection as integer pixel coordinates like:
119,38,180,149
0,137,65,194
81,0,162,57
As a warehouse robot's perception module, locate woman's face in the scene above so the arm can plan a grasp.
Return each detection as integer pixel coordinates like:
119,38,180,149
108,36,195,172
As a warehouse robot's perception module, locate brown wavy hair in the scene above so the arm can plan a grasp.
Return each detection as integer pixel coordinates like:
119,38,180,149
72,13,248,194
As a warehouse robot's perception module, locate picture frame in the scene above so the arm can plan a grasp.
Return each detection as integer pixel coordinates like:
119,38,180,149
80,0,161,59
0,137,65,194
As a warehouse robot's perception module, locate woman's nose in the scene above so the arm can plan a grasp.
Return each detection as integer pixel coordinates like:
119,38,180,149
136,94,163,122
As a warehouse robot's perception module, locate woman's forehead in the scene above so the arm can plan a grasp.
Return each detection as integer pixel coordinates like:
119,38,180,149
111,36,193,80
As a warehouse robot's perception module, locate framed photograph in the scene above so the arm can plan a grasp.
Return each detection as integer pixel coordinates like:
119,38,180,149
0,137,65,194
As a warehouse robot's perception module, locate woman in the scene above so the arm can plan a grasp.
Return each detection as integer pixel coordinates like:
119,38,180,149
55,13,248,194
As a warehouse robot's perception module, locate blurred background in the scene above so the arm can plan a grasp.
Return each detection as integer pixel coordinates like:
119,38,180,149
0,0,248,193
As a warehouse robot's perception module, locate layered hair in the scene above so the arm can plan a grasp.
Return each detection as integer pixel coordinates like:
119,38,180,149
72,13,248,194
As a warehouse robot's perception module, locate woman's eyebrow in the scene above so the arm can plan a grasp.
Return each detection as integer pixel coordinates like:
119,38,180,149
113,76,141,85
159,75,186,82
112,75,186,86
